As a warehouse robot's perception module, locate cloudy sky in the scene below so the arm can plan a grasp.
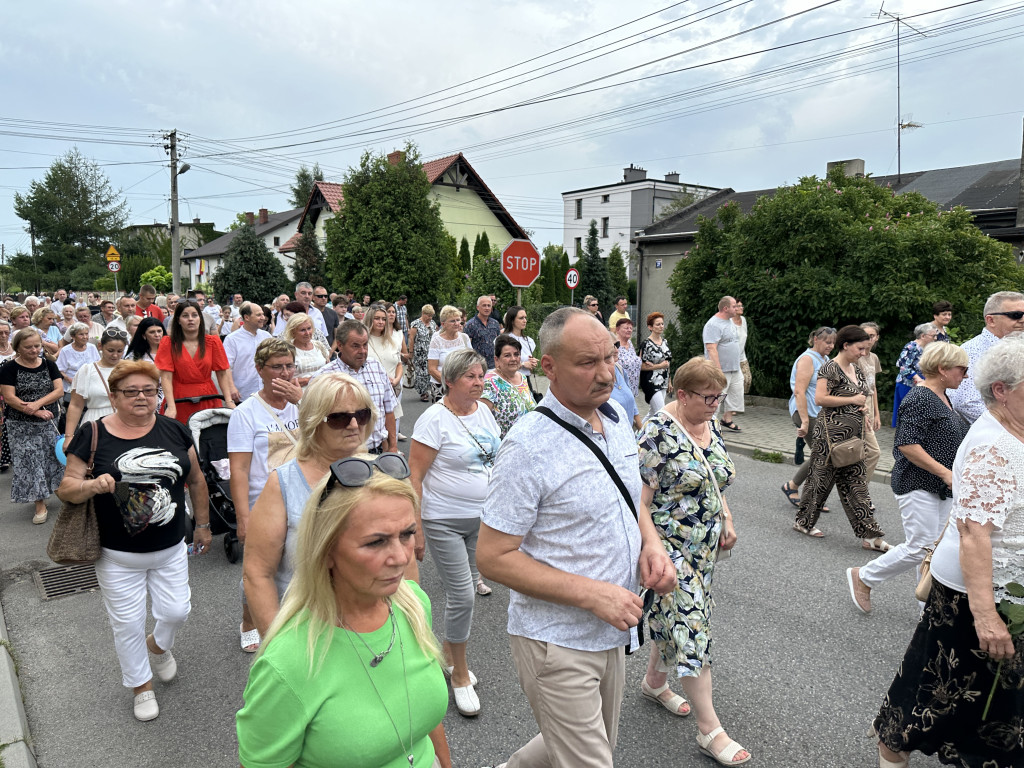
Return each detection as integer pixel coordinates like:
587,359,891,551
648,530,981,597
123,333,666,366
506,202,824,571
1,0,1021,258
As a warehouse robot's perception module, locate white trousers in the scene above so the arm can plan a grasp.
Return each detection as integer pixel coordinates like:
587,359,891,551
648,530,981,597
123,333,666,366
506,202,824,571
858,490,950,589
95,541,191,688
649,389,666,412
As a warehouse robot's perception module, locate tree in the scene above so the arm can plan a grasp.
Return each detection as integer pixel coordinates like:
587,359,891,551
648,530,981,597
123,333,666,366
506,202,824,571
473,231,491,266
654,191,697,222
291,221,327,287
210,224,289,306
289,163,324,209
139,266,173,293
558,249,571,304
324,143,460,311
541,244,564,303
606,243,629,300
459,236,472,273
12,148,129,292
577,219,613,315
667,166,1024,401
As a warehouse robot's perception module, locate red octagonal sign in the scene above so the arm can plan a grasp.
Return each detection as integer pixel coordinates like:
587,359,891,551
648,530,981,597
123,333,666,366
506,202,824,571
501,239,542,288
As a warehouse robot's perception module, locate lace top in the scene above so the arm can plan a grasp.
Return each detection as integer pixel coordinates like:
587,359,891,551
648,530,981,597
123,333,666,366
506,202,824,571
929,410,1024,603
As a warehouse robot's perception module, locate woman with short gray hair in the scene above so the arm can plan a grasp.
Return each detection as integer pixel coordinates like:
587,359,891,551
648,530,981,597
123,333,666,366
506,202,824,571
891,322,939,426
410,346,501,717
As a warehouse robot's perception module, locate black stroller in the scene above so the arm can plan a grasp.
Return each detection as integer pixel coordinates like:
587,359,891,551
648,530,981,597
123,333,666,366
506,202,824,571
187,408,241,562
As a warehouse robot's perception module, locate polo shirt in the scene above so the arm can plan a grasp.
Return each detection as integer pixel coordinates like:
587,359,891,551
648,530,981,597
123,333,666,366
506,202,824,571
949,328,999,423
223,327,272,401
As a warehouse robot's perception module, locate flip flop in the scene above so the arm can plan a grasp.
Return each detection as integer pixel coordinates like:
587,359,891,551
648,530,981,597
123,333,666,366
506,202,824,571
240,623,261,653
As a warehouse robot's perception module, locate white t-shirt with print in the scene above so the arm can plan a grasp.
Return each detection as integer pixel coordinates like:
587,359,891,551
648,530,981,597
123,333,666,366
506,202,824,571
227,394,300,508
412,400,501,520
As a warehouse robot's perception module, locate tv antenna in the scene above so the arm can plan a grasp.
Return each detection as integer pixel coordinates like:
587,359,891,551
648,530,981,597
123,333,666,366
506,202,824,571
876,3,927,182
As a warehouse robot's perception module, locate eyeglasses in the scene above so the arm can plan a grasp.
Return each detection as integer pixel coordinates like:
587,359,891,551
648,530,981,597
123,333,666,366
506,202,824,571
265,363,296,373
319,453,411,504
988,311,1024,321
314,294,328,299
687,390,726,405
322,408,372,429
115,387,159,398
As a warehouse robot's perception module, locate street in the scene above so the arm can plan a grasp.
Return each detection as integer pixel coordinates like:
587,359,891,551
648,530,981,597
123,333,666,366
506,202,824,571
0,391,944,767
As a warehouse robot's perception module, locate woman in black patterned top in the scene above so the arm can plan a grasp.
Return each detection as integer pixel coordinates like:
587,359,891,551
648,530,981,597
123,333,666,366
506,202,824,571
845,342,971,613
794,325,888,549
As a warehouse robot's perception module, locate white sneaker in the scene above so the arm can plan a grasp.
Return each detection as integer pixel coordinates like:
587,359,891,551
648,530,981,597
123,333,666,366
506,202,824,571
133,690,159,721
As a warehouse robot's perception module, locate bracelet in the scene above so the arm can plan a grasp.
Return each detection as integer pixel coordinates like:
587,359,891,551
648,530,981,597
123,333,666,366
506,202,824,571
195,523,211,529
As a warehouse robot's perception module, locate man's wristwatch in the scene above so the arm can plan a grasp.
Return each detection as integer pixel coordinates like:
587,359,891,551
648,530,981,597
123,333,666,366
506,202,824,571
195,523,211,529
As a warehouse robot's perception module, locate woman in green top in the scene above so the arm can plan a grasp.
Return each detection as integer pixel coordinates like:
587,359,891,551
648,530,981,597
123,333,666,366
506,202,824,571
237,457,452,768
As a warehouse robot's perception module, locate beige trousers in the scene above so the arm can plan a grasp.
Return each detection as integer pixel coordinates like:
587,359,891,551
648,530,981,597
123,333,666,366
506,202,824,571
505,636,625,768
863,424,881,482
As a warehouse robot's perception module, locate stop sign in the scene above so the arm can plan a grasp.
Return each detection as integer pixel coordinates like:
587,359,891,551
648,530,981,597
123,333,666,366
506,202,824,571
501,239,541,288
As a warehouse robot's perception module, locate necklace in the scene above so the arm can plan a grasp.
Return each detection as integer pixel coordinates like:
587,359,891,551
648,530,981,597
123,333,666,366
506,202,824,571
442,398,496,468
342,605,415,766
340,600,396,667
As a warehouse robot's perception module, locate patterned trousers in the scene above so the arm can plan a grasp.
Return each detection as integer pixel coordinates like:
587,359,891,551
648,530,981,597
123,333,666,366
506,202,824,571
794,435,884,538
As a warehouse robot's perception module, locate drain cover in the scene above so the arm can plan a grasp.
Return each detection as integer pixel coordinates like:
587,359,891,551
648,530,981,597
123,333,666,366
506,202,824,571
33,564,99,601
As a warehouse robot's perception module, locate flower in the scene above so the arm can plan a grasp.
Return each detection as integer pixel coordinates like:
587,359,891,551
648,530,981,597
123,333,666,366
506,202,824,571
982,580,1024,720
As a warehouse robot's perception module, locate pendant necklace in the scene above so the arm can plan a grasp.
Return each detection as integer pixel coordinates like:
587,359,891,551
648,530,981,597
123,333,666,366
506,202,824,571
342,604,415,766
340,600,396,667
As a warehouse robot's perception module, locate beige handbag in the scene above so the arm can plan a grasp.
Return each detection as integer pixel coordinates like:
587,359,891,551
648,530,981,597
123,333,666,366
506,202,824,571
823,414,865,468
915,516,952,601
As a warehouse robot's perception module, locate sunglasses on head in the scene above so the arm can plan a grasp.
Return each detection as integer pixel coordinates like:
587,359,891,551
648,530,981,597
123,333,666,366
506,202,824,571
322,408,372,429
319,453,411,504
989,311,1024,321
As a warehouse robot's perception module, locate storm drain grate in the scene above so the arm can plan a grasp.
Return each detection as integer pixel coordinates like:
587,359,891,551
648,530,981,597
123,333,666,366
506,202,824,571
33,563,100,601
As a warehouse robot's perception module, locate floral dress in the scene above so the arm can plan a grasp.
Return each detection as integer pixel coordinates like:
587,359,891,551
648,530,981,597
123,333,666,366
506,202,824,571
638,412,735,677
410,318,436,397
617,340,641,396
481,370,536,438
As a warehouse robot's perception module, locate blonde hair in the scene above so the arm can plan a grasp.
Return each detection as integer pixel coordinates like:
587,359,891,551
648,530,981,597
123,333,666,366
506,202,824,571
284,312,327,357
294,373,375,462
438,304,462,323
919,341,968,377
31,306,55,325
259,470,441,674
253,337,295,370
671,356,726,394
363,304,396,347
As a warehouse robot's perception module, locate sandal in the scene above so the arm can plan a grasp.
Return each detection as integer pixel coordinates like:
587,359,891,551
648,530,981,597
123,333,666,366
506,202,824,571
721,420,742,432
793,523,824,538
862,537,892,553
696,726,751,765
640,677,690,716
781,482,800,507
869,725,909,767
240,623,261,653
443,665,478,686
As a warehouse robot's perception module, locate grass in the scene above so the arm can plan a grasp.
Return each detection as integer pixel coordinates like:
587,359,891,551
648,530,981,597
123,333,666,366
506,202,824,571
751,448,784,463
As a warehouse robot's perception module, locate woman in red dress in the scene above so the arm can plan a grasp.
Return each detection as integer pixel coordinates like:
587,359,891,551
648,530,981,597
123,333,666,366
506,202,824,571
156,300,238,425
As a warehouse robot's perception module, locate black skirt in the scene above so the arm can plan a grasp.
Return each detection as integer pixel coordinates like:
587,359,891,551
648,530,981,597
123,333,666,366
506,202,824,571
873,580,1024,767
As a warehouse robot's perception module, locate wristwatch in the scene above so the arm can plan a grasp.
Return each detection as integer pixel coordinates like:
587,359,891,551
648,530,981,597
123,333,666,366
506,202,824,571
195,523,211,529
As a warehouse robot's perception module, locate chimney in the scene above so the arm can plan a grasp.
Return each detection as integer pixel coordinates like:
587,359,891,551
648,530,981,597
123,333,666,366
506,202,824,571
1016,117,1024,228
258,208,269,225
826,159,866,178
664,172,680,183
388,150,406,166
623,164,647,183
192,217,200,225
245,211,255,227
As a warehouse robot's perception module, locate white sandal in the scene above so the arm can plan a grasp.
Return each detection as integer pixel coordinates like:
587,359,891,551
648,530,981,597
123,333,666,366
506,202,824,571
696,726,751,765
240,623,261,653
640,677,690,716
452,683,480,717
133,690,159,721
443,665,478,686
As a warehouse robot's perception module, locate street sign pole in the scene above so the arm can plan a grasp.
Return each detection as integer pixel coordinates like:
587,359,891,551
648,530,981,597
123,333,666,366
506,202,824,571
516,288,522,306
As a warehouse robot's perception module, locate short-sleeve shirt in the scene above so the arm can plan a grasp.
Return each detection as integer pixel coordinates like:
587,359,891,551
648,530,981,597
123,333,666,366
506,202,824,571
890,386,970,498
0,359,61,421
66,417,192,553
427,333,471,373
702,315,740,371
135,303,165,322
481,371,536,438
223,327,272,401
640,338,672,392
413,401,500,519
463,315,501,369
895,341,924,387
483,391,642,652
227,395,299,508
56,343,100,381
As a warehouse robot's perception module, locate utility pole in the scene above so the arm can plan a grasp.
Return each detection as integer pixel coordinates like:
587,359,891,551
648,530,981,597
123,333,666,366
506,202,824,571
167,130,182,294
29,223,39,296
877,4,925,183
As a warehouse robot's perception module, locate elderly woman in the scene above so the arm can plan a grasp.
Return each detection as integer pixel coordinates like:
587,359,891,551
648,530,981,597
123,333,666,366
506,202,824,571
481,334,536,439
283,312,329,389
637,357,749,765
228,338,301,653
871,337,1024,768
57,360,211,722
236,463,452,768
409,304,437,402
614,316,641,396
794,325,889,549
846,341,971,613
32,306,61,357
56,322,100,396
410,348,501,717
64,328,128,444
641,311,672,412
0,321,14,471
58,304,76,333
782,327,836,507
611,334,642,431
427,304,471,402
61,304,104,348
0,328,64,523
243,373,378,638
9,305,31,335
891,322,939,426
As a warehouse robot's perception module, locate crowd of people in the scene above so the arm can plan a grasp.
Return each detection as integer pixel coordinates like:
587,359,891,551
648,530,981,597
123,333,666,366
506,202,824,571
2,282,1022,768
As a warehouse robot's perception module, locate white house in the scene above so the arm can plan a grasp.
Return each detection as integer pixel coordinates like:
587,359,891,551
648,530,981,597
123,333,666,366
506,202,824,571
186,207,304,283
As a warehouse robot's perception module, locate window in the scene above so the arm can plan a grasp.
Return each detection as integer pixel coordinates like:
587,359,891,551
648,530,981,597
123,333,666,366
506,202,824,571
601,194,610,203
601,217,609,238
575,199,582,219
574,237,582,256
273,236,280,246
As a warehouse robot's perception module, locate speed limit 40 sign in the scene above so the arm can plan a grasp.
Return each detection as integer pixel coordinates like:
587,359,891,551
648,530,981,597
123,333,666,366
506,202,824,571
565,268,579,290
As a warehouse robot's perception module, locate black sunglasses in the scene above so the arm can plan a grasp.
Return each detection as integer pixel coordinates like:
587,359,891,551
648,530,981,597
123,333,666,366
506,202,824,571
322,408,372,429
989,311,1024,321
314,294,328,299
319,453,411,504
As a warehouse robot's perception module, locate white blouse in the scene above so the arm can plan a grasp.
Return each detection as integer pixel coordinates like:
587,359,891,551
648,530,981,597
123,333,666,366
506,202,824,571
70,363,116,424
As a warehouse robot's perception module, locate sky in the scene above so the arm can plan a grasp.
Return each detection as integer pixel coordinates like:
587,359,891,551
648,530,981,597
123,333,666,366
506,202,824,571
1,0,1021,260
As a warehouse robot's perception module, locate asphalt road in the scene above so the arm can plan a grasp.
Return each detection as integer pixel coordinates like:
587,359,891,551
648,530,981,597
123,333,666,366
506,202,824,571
0,390,945,768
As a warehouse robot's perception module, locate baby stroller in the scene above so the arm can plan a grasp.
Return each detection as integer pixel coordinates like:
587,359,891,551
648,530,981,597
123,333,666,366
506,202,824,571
187,408,241,563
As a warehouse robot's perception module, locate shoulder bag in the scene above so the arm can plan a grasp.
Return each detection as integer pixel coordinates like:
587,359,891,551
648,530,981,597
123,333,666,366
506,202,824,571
915,515,951,601
823,412,865,468
47,421,102,565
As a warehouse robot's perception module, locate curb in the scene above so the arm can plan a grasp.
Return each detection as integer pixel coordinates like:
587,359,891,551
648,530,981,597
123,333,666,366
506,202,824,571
0,596,37,768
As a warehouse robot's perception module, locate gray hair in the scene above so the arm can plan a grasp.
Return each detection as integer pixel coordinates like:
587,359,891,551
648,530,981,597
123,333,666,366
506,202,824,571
539,306,592,359
974,335,1024,407
67,322,91,337
441,348,486,388
295,281,313,292
334,319,368,346
983,291,1024,317
914,322,938,339
860,322,880,333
